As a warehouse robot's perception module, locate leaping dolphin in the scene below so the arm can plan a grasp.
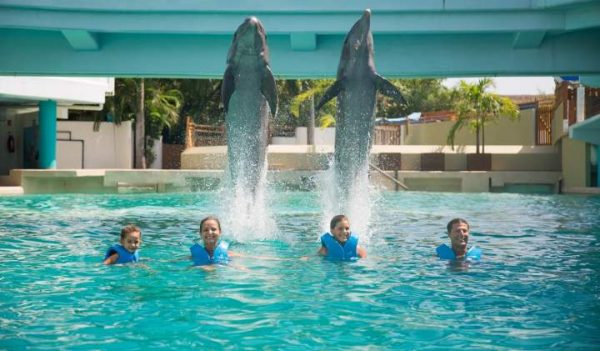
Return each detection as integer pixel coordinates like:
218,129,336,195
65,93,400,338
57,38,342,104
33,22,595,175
222,17,277,193
317,9,406,200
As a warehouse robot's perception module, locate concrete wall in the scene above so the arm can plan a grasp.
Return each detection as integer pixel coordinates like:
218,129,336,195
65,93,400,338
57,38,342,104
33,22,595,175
56,120,133,169
552,102,567,145
404,109,535,146
271,127,335,145
561,137,590,188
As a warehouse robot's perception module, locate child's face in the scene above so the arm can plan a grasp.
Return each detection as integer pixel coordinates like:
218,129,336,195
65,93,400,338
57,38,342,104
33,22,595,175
331,219,351,244
201,219,221,246
120,231,142,253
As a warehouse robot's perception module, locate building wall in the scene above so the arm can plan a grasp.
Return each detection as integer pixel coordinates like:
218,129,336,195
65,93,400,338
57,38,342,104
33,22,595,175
0,107,38,175
404,109,535,146
552,101,566,144
56,120,133,169
561,137,590,188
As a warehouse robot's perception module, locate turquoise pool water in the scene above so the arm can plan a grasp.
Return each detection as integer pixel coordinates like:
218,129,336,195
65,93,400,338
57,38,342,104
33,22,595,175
1,192,599,350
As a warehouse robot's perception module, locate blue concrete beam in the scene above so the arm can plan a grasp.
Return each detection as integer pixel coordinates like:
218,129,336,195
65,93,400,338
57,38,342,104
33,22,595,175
61,30,100,51
0,0,529,12
581,76,600,87
2,28,600,78
512,31,546,49
0,7,570,34
569,114,600,145
290,33,316,51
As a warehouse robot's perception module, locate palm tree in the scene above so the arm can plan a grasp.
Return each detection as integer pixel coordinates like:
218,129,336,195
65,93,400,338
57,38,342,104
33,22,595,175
289,80,336,137
447,78,519,154
143,82,183,165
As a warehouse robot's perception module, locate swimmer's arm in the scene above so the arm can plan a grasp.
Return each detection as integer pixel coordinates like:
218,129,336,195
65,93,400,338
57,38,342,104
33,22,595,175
190,264,217,271
318,246,327,256
357,246,367,258
103,253,119,265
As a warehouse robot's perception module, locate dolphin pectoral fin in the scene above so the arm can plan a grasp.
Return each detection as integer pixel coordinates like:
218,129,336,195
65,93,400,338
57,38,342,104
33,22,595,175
316,79,343,111
261,67,278,117
375,74,406,105
221,65,235,113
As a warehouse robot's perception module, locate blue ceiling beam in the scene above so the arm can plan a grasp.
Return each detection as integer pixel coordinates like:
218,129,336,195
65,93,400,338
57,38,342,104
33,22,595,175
61,30,99,51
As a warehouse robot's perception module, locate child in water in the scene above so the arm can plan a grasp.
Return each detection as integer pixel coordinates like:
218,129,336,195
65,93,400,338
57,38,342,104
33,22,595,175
103,224,142,265
190,216,239,267
318,215,367,260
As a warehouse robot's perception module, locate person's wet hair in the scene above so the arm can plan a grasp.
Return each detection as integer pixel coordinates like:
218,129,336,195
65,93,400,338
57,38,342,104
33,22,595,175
120,225,141,240
447,218,469,233
330,215,348,230
200,216,222,232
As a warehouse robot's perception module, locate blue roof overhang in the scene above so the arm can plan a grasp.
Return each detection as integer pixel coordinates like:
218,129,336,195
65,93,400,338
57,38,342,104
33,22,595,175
1,0,600,78
569,114,600,145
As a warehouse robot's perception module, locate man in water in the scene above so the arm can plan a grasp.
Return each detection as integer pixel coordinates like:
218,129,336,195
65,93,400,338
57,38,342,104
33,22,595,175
436,218,481,260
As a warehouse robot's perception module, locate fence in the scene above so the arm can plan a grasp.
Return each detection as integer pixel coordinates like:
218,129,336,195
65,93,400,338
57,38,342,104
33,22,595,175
374,124,402,145
185,117,226,148
536,103,553,145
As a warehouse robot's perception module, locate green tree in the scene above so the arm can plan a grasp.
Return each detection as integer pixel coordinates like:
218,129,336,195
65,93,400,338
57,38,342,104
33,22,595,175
143,81,183,165
105,78,183,168
288,79,337,128
378,78,457,117
447,78,519,154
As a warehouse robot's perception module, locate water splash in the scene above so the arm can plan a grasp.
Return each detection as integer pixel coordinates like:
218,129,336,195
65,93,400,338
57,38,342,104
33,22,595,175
317,158,375,245
220,160,277,242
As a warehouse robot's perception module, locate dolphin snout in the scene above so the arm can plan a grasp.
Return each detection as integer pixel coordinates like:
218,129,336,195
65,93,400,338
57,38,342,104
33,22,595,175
245,17,260,26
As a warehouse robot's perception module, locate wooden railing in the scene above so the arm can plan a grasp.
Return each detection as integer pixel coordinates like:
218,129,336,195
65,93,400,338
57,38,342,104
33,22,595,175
536,103,553,145
185,117,226,148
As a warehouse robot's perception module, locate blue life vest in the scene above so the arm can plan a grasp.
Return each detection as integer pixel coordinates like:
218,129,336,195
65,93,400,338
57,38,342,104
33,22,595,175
104,244,139,264
436,243,482,261
190,241,229,266
320,233,359,261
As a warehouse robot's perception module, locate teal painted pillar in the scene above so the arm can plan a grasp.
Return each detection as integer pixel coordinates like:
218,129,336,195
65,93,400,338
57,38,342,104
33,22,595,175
38,100,57,169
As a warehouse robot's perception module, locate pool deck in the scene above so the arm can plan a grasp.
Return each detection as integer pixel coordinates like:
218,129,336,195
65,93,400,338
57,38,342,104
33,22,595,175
0,168,573,195
2,144,599,195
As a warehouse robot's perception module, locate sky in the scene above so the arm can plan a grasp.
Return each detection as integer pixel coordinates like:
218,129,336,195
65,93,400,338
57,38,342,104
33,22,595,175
443,76,555,95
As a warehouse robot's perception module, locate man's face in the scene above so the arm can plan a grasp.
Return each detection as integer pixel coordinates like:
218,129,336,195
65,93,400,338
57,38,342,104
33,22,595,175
448,222,469,250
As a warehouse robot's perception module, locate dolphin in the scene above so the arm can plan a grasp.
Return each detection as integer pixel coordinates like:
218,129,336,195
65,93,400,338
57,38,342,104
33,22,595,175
316,9,406,199
222,17,277,193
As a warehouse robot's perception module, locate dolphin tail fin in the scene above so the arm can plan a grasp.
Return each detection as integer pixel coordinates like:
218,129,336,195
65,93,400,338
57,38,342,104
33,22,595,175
221,65,235,112
375,74,406,105
316,79,344,111
261,67,278,117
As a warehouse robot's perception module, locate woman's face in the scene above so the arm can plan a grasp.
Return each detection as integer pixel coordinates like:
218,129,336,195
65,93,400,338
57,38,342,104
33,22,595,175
201,219,221,247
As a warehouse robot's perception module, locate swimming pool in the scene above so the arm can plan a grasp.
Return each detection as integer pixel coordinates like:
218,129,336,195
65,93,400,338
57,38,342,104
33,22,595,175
1,192,599,350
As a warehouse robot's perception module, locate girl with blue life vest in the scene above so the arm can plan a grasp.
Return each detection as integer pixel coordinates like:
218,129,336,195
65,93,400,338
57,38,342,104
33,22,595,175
318,215,367,260
436,218,482,261
190,216,240,268
103,225,142,265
